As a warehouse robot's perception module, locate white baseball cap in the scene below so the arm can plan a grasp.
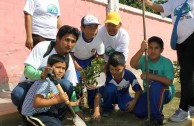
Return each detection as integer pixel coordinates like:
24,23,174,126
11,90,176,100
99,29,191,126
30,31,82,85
81,15,100,26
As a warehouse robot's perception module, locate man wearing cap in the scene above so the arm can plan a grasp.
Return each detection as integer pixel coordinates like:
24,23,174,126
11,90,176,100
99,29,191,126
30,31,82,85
98,12,130,62
71,15,105,110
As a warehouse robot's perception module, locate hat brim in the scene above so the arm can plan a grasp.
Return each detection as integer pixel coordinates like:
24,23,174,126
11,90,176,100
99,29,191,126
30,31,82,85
105,20,120,25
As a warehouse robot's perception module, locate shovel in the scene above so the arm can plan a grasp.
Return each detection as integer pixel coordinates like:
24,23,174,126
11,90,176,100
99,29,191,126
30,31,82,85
56,84,86,126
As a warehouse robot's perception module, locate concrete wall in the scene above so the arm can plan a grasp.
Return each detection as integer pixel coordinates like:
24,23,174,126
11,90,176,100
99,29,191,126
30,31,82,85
0,0,176,90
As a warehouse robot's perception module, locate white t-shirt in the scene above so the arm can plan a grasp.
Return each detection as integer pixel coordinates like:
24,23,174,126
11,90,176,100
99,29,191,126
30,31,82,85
98,26,130,62
24,0,60,39
71,33,105,60
161,0,194,44
24,41,78,86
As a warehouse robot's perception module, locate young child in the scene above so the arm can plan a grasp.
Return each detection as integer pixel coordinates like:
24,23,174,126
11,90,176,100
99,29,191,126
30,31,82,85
71,15,105,110
21,54,81,126
93,51,142,120
130,36,175,126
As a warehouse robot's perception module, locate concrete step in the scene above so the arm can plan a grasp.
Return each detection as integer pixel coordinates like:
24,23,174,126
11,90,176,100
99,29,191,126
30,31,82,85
0,102,23,126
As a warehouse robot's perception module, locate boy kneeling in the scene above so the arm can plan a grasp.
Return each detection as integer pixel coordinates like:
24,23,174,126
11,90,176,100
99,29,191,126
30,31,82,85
21,54,81,126
93,52,142,120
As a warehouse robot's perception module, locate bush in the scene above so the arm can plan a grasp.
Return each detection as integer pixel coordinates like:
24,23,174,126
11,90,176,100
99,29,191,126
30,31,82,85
119,0,167,14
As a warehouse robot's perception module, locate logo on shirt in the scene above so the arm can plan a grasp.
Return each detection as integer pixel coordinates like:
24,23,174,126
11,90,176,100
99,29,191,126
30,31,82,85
174,3,191,19
105,46,115,56
47,4,58,15
149,69,158,75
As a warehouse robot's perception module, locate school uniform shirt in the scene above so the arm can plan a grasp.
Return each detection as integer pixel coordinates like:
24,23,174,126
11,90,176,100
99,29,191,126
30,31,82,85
98,26,130,62
71,33,105,60
161,0,194,44
24,41,78,86
106,69,142,94
22,78,59,116
138,55,174,93
24,0,60,39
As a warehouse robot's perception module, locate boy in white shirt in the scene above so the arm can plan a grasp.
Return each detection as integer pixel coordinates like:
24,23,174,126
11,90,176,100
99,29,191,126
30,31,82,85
71,15,105,110
98,12,130,62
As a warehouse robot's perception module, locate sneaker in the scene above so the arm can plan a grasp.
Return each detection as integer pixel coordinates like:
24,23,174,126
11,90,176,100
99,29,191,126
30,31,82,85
169,108,190,122
114,104,120,111
189,106,194,115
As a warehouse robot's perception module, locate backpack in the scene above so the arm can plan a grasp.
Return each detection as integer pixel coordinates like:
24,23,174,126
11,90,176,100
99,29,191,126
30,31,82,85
43,41,69,68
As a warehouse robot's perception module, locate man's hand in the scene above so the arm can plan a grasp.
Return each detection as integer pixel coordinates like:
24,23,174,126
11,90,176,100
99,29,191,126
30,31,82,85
138,0,164,12
41,67,52,79
25,37,33,50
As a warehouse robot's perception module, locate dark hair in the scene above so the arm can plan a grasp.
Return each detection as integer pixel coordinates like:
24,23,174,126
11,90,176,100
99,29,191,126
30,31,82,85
57,25,80,41
81,16,86,27
47,54,67,68
108,51,125,67
148,36,164,49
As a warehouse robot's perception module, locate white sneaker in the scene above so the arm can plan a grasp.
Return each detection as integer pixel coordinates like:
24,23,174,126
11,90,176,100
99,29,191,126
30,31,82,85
189,106,194,115
170,108,190,122
114,104,120,111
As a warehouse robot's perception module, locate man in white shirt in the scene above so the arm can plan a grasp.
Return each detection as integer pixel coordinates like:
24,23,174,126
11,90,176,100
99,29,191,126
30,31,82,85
11,25,80,113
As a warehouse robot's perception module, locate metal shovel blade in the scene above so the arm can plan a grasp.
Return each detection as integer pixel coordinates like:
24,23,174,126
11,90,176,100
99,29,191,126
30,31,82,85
72,114,86,126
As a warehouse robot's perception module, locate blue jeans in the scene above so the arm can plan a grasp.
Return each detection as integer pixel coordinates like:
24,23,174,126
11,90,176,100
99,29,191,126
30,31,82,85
133,81,172,124
11,79,73,112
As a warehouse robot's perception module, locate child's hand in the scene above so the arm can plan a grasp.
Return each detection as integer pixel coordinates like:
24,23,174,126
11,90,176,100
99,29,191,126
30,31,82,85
93,110,101,121
140,40,148,52
140,73,151,80
140,73,146,80
78,97,85,107
74,96,85,107
60,93,69,104
126,100,136,112
48,72,59,85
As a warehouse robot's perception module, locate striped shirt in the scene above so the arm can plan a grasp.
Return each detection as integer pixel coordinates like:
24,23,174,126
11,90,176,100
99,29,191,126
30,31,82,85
22,78,59,116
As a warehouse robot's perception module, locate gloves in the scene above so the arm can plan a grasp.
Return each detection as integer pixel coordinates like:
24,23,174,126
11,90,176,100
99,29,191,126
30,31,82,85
48,70,59,85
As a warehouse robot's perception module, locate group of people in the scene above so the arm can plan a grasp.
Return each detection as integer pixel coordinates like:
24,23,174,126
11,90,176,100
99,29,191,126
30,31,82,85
10,0,194,126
